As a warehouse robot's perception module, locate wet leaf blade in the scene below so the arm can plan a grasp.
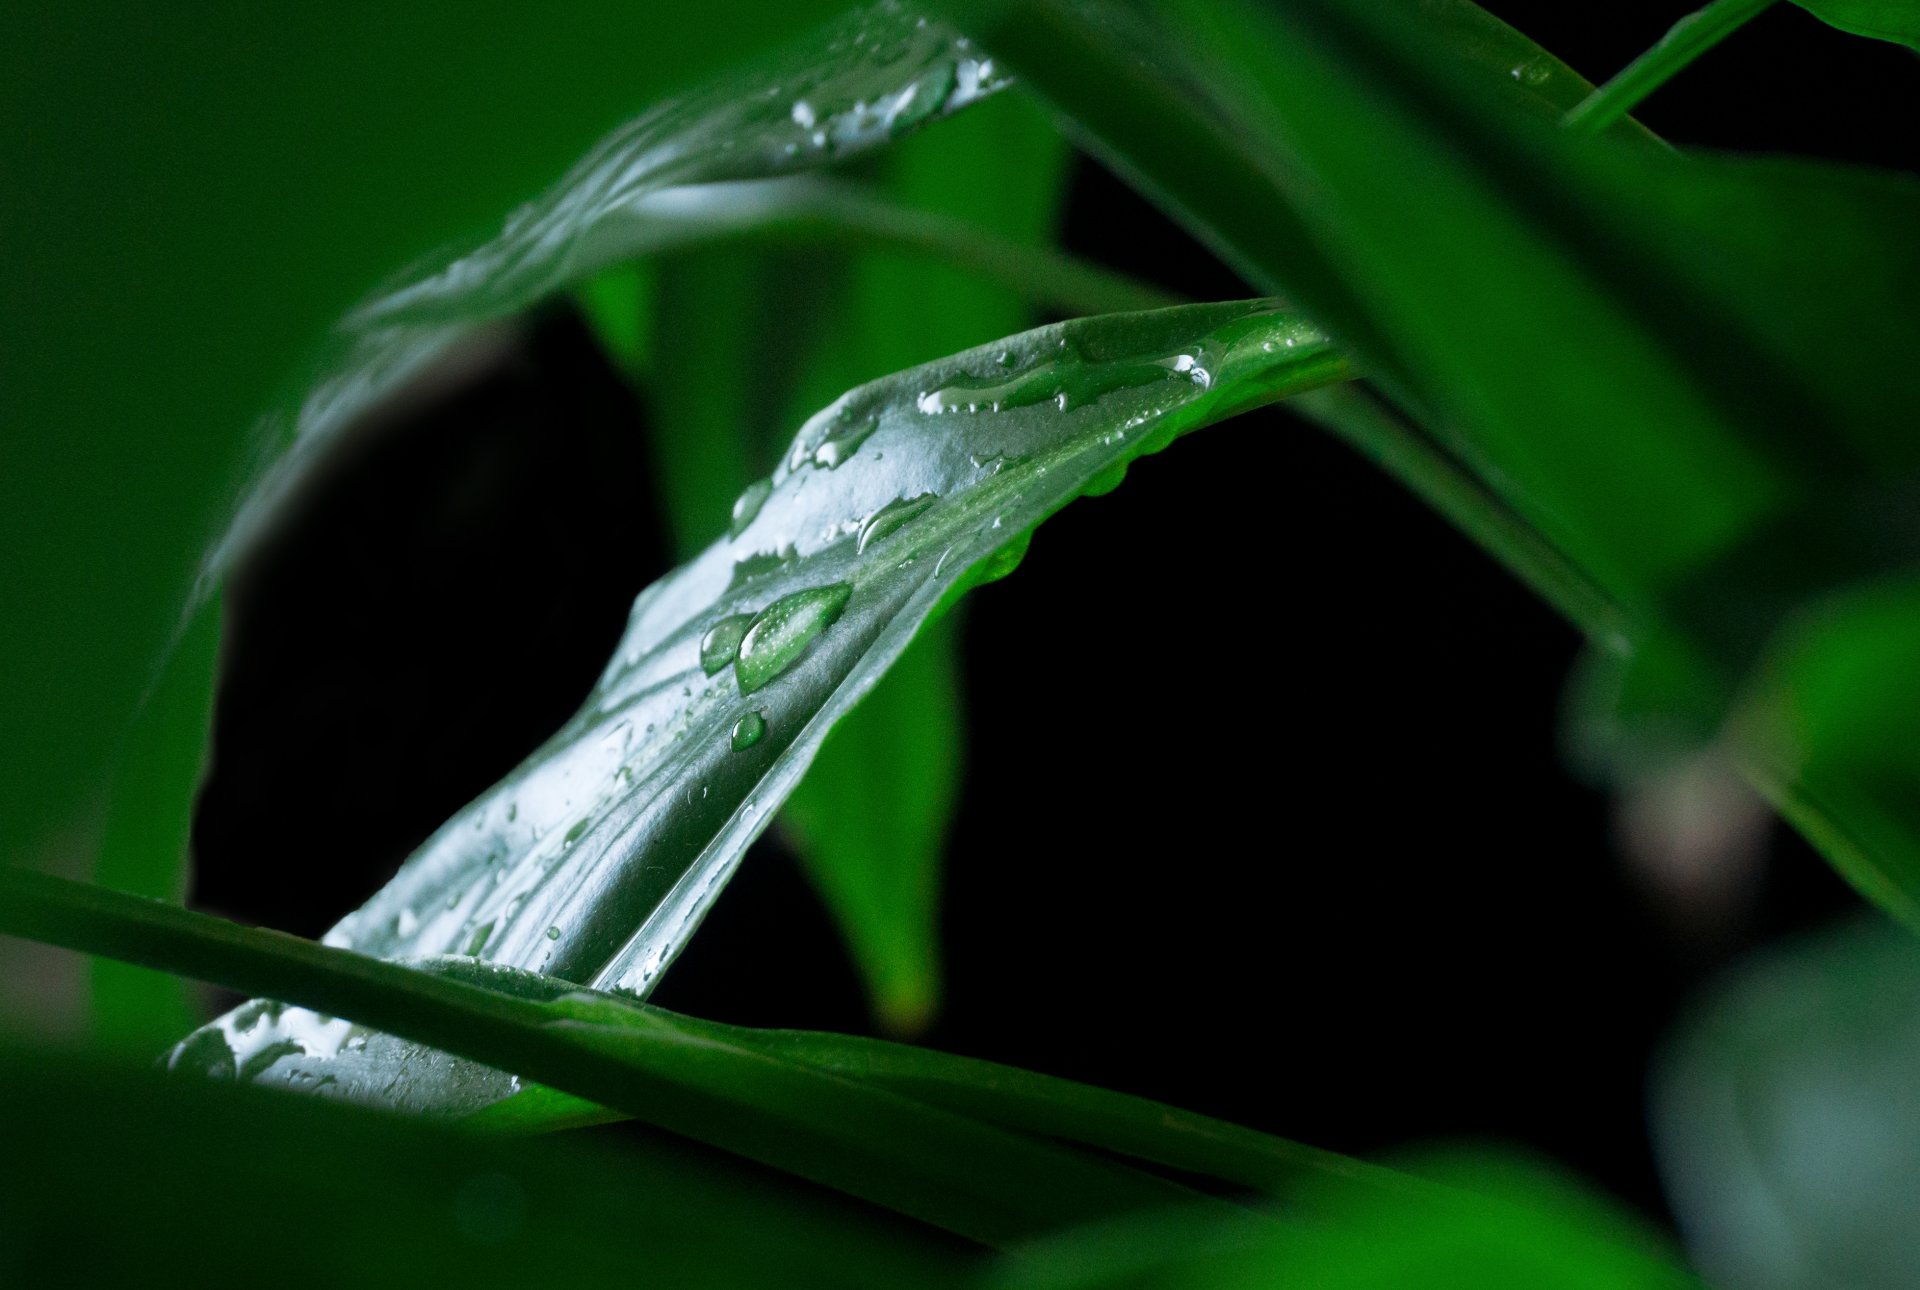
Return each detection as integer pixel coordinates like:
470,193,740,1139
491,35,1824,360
250,298,1346,1065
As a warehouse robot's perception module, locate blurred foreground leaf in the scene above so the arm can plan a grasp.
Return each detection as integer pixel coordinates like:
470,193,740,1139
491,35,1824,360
0,1043,960,1288
1656,915,1920,1289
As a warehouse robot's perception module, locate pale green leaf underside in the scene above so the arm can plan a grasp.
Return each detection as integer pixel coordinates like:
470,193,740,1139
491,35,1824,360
175,299,1348,1108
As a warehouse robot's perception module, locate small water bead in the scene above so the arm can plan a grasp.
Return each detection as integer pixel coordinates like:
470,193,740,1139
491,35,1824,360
735,582,854,693
857,494,936,553
811,416,879,469
731,711,767,751
564,818,591,845
729,479,772,537
699,613,755,675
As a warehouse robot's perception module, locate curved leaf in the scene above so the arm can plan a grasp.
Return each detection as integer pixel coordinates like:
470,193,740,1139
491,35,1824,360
1791,0,1920,49
181,300,1346,1104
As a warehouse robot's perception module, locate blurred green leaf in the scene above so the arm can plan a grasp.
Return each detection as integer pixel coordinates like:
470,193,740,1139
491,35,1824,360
0,0,861,867
1791,0,1920,49
1655,914,1920,1288
0,1041,961,1288
944,0,1920,923
1001,1150,1698,1289
87,596,224,1051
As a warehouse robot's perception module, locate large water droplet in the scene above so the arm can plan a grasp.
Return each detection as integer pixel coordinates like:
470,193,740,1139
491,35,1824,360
812,416,879,469
735,583,854,693
700,613,755,675
729,479,772,538
857,494,936,553
731,711,767,751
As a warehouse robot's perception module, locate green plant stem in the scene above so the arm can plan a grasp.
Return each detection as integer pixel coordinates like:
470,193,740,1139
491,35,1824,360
1564,0,1778,136
0,864,1194,1248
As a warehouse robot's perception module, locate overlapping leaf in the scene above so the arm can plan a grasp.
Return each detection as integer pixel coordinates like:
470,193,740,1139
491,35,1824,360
175,299,1346,1108
940,0,1920,922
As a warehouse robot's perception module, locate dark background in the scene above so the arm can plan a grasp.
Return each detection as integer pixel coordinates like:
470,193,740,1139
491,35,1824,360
189,2,1920,1224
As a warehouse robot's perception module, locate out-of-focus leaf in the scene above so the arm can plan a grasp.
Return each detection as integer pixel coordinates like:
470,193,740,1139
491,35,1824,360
1654,915,1920,1289
0,1043,961,1288
1791,0,1920,49
0,0,858,867
0,867,1277,1246
1001,1150,1698,1290
176,301,1348,1110
86,597,224,1051
943,0,1920,923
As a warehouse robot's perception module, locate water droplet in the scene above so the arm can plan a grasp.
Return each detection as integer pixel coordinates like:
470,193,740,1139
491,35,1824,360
791,99,817,128
857,494,936,553
729,479,772,537
700,613,755,675
812,416,880,469
564,818,590,845
545,926,561,941
1083,460,1129,498
731,711,767,751
1510,59,1551,87
735,583,854,693
976,530,1033,585
464,921,495,957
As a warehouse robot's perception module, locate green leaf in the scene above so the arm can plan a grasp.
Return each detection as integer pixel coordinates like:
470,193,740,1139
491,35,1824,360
187,298,1348,1114
0,866,1354,1247
631,90,1080,1030
1002,1150,1699,1289
0,0,858,866
942,0,1920,923
0,1042,961,1287
1654,915,1920,1288
1791,0,1920,49
86,596,224,1050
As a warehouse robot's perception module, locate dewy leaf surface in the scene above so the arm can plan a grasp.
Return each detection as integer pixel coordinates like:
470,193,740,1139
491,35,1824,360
176,300,1348,1105
207,2,1012,588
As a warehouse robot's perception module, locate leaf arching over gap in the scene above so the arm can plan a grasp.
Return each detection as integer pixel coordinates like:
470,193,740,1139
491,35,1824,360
174,300,1349,1111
